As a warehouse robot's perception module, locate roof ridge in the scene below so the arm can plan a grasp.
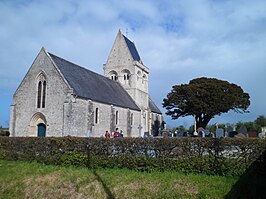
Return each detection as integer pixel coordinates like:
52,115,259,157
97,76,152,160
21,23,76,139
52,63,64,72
48,52,108,80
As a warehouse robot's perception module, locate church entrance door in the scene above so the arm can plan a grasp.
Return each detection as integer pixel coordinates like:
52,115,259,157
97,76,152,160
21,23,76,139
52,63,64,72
37,123,46,137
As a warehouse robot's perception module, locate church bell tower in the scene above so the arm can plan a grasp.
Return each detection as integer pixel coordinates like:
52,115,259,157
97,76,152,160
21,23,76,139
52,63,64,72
103,30,149,110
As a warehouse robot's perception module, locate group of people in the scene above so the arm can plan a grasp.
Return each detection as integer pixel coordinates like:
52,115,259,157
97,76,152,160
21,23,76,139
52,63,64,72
105,128,124,139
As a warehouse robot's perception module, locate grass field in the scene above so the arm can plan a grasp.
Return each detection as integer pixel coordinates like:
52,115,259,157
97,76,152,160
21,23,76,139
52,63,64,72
0,160,241,199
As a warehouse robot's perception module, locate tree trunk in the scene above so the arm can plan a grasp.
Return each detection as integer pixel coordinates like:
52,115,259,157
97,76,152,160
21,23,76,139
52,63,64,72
196,115,212,129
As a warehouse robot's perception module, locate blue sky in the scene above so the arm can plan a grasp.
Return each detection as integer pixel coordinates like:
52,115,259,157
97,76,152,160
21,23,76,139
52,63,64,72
0,0,266,128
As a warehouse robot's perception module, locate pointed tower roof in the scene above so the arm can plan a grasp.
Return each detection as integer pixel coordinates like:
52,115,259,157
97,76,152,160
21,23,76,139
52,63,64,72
123,34,141,61
107,30,142,63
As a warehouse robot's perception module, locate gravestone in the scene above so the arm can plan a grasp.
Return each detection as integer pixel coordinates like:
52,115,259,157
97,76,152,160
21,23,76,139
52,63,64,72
239,126,247,134
227,126,234,133
176,131,184,137
197,127,204,137
248,131,257,138
144,132,150,137
228,131,238,137
261,127,266,138
163,132,169,137
216,128,224,138
204,130,210,137
198,131,204,137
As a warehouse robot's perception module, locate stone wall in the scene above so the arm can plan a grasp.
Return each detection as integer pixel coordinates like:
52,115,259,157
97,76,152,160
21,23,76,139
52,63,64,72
90,101,141,137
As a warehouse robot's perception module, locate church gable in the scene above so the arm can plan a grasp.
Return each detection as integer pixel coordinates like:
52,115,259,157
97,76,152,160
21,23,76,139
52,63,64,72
14,48,46,98
10,48,74,136
13,48,71,99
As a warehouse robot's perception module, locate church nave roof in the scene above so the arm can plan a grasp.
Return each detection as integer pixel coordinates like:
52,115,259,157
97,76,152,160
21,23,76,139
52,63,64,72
49,53,141,111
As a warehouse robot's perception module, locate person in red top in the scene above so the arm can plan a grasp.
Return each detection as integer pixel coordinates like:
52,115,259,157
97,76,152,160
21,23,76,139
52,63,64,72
113,132,118,138
105,130,110,139
114,128,119,138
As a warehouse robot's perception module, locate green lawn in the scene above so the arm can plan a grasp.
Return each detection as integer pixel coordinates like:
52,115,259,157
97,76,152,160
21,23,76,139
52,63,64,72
0,160,241,199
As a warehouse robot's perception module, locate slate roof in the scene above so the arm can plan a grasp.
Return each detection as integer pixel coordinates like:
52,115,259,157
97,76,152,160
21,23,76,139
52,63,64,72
49,53,140,111
123,35,141,61
149,97,162,114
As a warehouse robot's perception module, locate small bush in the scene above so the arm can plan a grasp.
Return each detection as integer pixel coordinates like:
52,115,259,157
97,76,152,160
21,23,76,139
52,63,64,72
0,131,10,136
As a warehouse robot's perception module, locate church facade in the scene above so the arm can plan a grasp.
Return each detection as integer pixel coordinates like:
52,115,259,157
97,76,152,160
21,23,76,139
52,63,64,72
9,31,163,137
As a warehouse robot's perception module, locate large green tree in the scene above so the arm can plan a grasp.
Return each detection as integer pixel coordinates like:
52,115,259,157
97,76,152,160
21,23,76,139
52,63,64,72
255,115,266,127
163,77,250,128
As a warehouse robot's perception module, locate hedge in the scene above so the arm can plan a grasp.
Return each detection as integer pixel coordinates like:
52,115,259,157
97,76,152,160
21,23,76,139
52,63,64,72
0,137,265,176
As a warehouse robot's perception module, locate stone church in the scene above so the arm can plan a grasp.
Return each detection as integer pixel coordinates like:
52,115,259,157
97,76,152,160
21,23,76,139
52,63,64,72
9,30,163,137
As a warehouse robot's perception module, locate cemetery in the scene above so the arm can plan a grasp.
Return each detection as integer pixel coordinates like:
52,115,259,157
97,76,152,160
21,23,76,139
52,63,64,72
159,124,266,139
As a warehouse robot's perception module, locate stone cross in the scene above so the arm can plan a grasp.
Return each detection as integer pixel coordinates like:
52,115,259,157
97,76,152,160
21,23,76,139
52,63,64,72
126,28,129,37
239,126,247,134
138,124,142,137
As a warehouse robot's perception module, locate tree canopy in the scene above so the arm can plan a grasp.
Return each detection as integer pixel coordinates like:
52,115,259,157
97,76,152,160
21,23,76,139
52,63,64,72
255,115,266,127
163,77,250,128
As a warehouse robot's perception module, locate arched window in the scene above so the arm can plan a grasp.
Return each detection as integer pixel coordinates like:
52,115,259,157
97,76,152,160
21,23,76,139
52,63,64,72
37,81,42,108
109,71,118,81
122,69,130,84
111,74,118,80
36,73,47,108
95,108,99,124
123,74,130,80
142,74,147,84
130,113,133,125
115,111,119,125
42,81,46,108
137,71,141,81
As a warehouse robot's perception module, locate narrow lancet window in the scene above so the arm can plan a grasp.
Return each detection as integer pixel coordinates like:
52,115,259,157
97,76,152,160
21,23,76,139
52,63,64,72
115,111,119,125
95,108,99,124
37,81,42,108
130,113,133,125
42,81,46,108
36,73,47,109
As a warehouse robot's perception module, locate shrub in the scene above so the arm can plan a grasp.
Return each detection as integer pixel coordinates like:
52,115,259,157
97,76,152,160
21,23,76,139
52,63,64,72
0,137,265,176
0,130,10,136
